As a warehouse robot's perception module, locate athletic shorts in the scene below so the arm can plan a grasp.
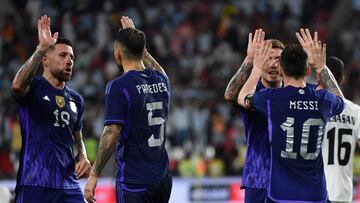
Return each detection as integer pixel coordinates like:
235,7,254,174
244,187,267,203
116,170,172,203
15,185,84,203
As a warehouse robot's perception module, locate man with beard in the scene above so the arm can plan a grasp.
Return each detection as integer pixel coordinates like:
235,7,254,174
12,15,91,202
84,16,172,203
224,29,283,203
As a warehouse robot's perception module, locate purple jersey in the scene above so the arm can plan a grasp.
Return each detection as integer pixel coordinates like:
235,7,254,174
240,82,270,189
13,76,84,189
104,68,170,188
253,85,344,202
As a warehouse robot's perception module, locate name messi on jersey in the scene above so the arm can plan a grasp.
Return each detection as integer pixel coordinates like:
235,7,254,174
136,83,168,94
289,100,319,110
328,114,355,125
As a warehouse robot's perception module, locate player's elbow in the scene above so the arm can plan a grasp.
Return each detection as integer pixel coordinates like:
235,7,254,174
224,91,233,102
11,80,27,97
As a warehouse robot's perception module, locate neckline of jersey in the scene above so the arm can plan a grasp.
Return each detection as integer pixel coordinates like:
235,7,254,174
40,76,67,92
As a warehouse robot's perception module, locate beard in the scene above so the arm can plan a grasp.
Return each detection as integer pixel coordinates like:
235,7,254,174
52,68,72,82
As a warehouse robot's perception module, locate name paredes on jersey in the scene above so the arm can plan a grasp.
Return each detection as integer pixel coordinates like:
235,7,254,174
289,100,319,110
136,83,168,94
328,113,355,125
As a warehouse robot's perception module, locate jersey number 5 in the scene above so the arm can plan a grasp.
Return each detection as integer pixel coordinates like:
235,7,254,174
281,117,324,160
147,102,165,147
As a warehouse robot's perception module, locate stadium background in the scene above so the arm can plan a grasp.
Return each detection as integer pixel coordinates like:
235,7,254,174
0,0,360,202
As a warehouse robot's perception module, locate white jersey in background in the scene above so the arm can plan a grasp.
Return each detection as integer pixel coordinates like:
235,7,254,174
322,99,360,202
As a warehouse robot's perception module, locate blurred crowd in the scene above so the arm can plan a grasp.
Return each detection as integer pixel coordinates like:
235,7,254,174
1,0,360,179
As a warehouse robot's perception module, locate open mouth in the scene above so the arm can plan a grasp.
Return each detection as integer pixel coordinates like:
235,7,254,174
64,68,72,74
268,71,279,76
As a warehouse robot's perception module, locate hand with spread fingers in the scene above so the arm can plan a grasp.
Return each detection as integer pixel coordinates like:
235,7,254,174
37,15,58,53
308,40,326,73
253,40,274,72
295,28,318,66
246,29,265,62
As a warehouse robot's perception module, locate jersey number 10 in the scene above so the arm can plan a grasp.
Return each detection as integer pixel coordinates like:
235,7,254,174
280,117,324,160
147,102,165,147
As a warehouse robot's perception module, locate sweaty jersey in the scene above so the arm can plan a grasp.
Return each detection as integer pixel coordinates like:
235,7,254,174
104,68,170,188
322,99,360,202
13,76,84,189
252,85,344,202
240,82,270,189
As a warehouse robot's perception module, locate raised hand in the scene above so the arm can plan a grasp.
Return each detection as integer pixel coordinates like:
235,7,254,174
121,16,135,29
37,15,58,53
308,40,326,73
295,28,318,65
247,29,265,61
253,40,273,72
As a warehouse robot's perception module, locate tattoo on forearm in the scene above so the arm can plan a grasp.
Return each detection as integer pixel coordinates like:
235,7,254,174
93,126,120,176
319,68,344,97
14,50,44,90
143,52,167,77
74,132,86,161
225,62,253,103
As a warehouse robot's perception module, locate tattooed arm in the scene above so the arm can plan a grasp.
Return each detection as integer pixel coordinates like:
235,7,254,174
91,124,120,176
318,67,344,97
143,49,168,78
84,124,120,203
74,131,91,179
12,50,45,97
225,29,265,104
12,15,58,98
224,58,253,104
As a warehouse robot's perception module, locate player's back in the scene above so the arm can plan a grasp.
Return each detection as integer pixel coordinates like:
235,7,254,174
104,68,170,187
253,85,344,202
322,99,360,202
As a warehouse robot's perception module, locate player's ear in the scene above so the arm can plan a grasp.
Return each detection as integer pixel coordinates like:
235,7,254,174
114,47,122,62
42,55,49,67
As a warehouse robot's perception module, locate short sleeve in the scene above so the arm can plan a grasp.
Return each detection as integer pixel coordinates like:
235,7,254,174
253,89,271,115
321,90,344,119
73,95,84,132
11,78,39,106
104,81,129,126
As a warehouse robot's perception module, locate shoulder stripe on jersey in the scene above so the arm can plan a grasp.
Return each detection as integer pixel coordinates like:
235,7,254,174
105,80,116,95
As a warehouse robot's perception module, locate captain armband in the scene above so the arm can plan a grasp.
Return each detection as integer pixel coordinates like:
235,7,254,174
244,94,255,110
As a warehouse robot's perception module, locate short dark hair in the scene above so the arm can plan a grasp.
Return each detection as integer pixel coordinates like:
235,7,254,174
115,28,146,60
326,56,344,84
55,38,72,47
270,39,285,50
280,43,308,79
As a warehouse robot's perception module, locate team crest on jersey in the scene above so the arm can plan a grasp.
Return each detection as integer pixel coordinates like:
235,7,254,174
55,96,65,108
70,101,77,113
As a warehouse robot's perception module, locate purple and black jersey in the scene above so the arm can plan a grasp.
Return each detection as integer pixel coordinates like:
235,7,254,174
240,82,270,189
252,85,344,202
104,68,170,188
13,76,84,189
